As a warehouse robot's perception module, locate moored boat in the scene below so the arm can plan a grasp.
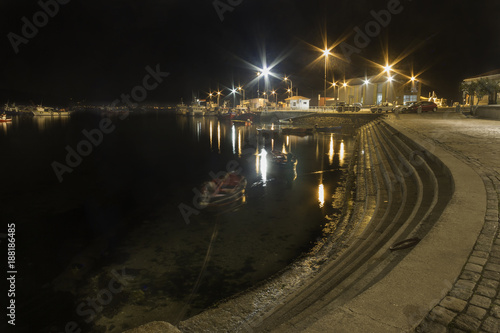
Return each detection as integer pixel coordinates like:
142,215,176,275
281,127,314,136
313,125,342,133
0,114,12,122
270,150,297,168
199,172,247,209
31,106,71,117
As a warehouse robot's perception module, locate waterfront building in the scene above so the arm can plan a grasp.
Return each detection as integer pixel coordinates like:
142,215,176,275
334,74,422,106
284,96,311,110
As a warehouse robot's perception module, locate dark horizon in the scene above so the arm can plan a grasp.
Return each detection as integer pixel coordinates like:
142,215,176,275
1,0,499,106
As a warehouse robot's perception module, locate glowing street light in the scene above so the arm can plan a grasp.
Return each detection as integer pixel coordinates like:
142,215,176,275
271,90,278,108
332,82,336,100
231,88,237,107
217,90,222,107
362,79,370,105
284,76,293,97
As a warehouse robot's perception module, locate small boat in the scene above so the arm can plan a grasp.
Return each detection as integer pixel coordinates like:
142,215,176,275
270,151,297,168
232,119,252,126
281,127,314,136
217,111,236,121
314,125,342,133
0,114,12,122
234,112,258,123
199,172,247,208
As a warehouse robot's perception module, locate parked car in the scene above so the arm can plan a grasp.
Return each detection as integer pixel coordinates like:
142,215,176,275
406,101,438,113
393,101,416,113
370,102,394,113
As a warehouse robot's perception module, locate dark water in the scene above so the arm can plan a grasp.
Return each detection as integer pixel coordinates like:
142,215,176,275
0,112,355,332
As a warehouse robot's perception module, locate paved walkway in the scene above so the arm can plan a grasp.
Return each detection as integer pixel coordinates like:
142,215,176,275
386,114,500,332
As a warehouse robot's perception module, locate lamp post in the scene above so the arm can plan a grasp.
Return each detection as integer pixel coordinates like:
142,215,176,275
237,86,245,105
217,91,221,107
284,76,293,97
231,89,237,108
332,82,336,100
257,72,261,98
343,82,347,102
271,90,277,109
384,64,392,103
363,79,369,105
323,49,330,106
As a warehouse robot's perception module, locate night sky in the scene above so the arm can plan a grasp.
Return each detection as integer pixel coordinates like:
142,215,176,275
1,0,499,105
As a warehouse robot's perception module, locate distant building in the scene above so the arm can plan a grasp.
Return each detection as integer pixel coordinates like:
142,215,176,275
463,69,500,105
285,96,311,110
329,74,421,106
244,98,269,109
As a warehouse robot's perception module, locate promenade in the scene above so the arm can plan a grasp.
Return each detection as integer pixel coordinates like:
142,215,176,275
389,114,500,333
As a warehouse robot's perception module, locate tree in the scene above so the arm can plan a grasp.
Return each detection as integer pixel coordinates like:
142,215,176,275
461,79,500,115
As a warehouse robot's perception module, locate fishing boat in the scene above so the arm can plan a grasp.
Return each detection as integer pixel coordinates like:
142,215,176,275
31,106,71,117
270,150,297,168
0,114,12,122
234,112,258,123
175,102,189,115
217,111,236,121
199,172,247,208
188,105,206,116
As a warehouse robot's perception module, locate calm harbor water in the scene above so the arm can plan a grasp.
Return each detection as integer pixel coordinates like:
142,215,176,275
0,112,355,332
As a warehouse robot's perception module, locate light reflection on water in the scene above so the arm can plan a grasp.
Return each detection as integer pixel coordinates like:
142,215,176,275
0,113,357,332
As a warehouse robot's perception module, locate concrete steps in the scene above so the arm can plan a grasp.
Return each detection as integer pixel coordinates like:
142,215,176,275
259,120,454,332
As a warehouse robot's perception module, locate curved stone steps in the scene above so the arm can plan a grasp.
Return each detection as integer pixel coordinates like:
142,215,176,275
258,123,411,331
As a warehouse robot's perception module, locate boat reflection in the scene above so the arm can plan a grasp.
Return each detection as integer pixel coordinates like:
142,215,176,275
0,122,11,135
33,116,70,132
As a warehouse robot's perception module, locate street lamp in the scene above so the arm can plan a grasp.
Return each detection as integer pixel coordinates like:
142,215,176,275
271,90,278,109
362,79,369,105
231,88,237,108
386,76,393,103
257,71,261,98
323,48,331,105
217,91,221,107
332,82,336,100
284,76,293,97
237,86,245,101
342,82,347,102
383,64,393,103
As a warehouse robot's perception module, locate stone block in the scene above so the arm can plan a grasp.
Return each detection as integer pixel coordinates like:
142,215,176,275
470,294,492,309
439,296,467,313
466,305,487,320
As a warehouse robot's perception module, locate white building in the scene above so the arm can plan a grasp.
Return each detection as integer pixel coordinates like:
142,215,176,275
285,96,310,110
244,98,269,109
